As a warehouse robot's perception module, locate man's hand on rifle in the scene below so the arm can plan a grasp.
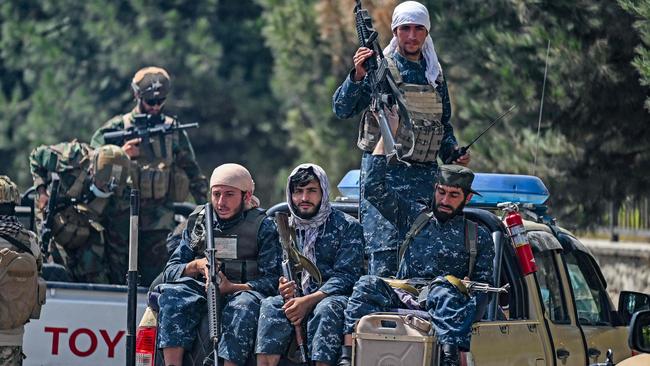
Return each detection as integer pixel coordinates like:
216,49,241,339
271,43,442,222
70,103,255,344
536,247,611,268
283,296,315,326
279,276,297,301
352,47,374,82
452,146,471,166
36,186,49,211
372,105,400,156
122,138,141,159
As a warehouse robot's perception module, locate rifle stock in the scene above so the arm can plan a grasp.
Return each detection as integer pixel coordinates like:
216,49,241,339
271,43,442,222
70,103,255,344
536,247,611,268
275,212,310,364
204,203,221,365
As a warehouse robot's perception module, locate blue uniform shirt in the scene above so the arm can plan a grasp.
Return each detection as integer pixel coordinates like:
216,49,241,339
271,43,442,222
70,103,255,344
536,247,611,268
332,51,459,276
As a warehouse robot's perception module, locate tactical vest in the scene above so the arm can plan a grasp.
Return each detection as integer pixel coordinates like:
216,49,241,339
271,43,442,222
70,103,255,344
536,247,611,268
189,206,267,284
357,56,444,163
123,114,190,202
0,230,45,330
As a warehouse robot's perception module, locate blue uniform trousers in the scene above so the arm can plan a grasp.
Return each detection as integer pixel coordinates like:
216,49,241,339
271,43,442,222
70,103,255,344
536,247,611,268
344,275,477,350
157,280,265,365
256,295,347,365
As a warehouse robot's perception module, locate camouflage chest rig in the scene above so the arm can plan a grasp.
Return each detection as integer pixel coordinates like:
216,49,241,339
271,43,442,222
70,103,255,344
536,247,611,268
188,206,267,284
358,56,445,163
123,114,190,202
46,143,111,249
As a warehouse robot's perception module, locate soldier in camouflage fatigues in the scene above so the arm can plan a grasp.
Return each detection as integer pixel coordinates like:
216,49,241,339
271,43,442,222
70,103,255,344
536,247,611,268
0,176,44,366
256,164,364,366
338,154,494,366
157,164,282,366
29,141,130,284
332,1,470,277
90,67,208,286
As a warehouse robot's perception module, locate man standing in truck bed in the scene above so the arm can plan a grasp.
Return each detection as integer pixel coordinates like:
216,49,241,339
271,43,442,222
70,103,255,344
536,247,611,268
90,66,208,286
332,1,470,277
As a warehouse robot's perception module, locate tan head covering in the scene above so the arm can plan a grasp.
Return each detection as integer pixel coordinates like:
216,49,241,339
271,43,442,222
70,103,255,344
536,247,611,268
210,163,259,209
131,66,171,99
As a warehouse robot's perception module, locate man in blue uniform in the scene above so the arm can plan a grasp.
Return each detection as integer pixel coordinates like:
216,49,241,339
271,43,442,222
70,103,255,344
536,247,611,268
332,1,470,276
256,164,364,366
156,163,282,366
337,129,494,366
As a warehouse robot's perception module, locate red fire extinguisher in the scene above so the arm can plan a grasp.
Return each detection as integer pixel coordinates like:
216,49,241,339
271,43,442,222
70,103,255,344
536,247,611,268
501,203,538,276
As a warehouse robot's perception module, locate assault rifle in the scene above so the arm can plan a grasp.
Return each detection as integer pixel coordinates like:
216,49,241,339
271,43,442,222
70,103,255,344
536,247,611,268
102,114,198,159
204,202,222,366
354,0,412,162
40,174,64,264
275,212,310,365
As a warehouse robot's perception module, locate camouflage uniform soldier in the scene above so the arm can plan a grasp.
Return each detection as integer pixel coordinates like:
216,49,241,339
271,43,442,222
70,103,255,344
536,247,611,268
29,141,131,284
0,176,45,366
157,164,282,366
338,134,494,366
90,66,208,286
256,164,364,366
332,1,470,277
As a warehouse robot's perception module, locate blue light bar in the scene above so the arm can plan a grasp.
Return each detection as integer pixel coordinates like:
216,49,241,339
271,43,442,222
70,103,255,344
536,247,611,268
469,173,549,206
337,169,550,206
337,169,360,199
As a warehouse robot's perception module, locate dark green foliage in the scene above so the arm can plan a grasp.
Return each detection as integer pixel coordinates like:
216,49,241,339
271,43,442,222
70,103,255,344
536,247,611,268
0,0,649,227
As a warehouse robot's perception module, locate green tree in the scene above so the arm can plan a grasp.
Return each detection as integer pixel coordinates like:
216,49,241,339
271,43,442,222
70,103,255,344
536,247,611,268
0,0,288,204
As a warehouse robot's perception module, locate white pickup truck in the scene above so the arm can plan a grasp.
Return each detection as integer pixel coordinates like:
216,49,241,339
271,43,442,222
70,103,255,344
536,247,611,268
14,173,650,366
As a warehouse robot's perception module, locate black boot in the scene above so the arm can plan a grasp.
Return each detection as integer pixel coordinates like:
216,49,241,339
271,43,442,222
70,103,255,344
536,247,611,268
337,345,352,366
440,344,460,366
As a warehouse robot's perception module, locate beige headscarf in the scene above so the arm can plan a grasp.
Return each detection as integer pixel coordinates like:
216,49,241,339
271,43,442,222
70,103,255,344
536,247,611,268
210,163,260,209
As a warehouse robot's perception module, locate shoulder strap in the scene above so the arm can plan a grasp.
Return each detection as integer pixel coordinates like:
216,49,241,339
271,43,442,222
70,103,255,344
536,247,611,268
398,211,434,264
465,219,478,278
0,232,33,254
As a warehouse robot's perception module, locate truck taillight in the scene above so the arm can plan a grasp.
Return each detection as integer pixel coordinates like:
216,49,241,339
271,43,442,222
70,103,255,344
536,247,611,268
460,351,474,366
135,326,156,366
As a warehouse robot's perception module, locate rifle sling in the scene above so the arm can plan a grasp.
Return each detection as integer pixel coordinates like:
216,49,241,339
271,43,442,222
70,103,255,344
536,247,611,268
398,213,478,278
0,232,33,255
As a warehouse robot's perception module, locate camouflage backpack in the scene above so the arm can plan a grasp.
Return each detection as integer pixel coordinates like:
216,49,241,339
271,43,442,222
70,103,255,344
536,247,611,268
0,231,45,330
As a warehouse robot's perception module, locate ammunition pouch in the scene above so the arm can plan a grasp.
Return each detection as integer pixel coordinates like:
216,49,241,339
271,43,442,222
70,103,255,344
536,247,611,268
52,205,92,249
170,167,190,202
220,259,261,284
51,204,104,249
357,110,381,152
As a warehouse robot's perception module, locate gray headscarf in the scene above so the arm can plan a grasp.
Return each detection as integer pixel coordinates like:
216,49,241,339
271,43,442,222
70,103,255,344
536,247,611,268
286,163,332,293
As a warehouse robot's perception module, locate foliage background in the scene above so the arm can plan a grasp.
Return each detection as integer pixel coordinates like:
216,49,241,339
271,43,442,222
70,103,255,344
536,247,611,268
1,0,649,230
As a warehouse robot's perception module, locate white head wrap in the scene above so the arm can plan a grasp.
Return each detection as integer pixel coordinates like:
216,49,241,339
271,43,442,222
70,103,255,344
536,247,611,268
286,163,332,294
382,1,441,86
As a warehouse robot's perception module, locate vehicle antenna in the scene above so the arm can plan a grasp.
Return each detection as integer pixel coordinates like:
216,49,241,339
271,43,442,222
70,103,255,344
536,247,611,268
532,40,551,176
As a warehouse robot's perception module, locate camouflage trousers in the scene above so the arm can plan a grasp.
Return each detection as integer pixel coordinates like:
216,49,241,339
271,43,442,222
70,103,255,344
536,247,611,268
0,346,23,366
256,295,347,365
157,279,265,365
359,153,437,277
343,275,477,350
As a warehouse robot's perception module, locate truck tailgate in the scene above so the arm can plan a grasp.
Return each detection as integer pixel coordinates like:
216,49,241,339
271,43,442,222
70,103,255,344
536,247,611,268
23,282,148,366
